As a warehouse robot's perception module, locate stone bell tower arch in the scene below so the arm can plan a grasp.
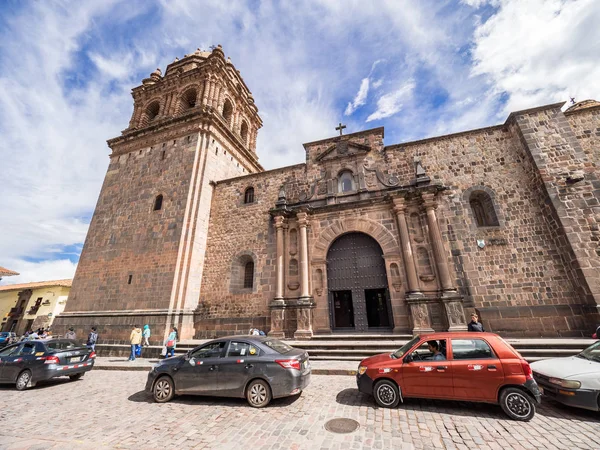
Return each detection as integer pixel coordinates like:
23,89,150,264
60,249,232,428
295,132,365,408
54,46,263,342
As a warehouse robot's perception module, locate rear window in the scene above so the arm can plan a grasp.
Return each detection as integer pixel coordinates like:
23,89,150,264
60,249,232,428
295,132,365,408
451,339,495,360
262,339,292,354
45,340,78,351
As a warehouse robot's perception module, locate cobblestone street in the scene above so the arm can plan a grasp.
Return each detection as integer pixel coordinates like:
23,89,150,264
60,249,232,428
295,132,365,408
0,370,599,450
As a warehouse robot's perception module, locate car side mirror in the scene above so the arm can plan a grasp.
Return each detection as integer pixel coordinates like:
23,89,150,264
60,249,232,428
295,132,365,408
404,354,413,364
184,351,191,361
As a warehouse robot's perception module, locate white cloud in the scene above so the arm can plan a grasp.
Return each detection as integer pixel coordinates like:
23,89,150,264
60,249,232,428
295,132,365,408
372,79,384,89
344,78,370,115
0,260,78,286
470,0,600,113
366,80,416,122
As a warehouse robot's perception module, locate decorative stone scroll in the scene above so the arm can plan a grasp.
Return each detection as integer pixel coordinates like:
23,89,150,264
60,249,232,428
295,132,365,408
363,162,401,188
407,299,434,334
294,306,314,339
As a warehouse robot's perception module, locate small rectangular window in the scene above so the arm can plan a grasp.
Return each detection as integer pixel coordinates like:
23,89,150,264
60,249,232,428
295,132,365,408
227,341,258,357
127,275,133,285
451,339,495,360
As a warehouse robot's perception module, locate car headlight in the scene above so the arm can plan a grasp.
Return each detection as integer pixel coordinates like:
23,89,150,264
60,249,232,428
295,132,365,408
358,366,367,375
549,378,581,389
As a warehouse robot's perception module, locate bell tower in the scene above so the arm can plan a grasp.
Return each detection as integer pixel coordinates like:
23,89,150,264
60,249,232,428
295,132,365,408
55,46,263,342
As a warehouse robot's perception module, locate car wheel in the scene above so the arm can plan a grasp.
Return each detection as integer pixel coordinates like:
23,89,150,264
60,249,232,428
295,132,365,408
246,379,271,408
16,370,32,391
374,379,400,408
69,373,83,381
153,376,175,403
500,387,536,421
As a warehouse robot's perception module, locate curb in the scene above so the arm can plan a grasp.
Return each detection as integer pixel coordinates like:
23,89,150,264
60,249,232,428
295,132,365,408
93,366,357,376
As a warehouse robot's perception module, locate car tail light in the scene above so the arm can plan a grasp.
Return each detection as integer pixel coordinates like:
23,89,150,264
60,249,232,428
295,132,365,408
520,360,533,380
275,359,301,370
89,351,96,359
44,356,60,365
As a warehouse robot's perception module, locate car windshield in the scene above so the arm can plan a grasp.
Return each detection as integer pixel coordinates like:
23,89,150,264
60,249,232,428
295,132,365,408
262,339,293,354
578,341,600,363
392,336,420,359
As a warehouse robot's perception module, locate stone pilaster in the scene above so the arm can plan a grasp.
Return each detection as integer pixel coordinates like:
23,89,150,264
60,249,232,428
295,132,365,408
268,306,285,338
421,193,455,293
407,298,435,334
392,197,421,295
442,297,468,331
297,212,310,300
294,305,315,339
274,216,286,300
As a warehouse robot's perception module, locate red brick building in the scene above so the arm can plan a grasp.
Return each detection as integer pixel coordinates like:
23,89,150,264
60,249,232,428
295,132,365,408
54,47,600,342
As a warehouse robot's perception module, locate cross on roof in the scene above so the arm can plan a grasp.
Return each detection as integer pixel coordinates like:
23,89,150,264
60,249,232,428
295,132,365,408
570,97,576,104
335,122,346,136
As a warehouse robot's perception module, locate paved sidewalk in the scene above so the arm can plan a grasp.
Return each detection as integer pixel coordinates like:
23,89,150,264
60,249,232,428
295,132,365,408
94,356,359,375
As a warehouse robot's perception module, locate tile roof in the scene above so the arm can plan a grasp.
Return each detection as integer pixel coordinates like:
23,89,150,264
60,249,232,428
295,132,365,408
0,266,19,277
0,279,72,292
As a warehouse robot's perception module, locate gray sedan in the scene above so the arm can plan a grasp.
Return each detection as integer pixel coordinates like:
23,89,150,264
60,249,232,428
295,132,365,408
145,336,311,407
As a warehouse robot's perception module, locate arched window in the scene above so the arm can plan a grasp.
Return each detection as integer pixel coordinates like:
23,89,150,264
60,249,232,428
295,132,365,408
338,171,354,193
244,261,254,288
153,194,163,211
469,191,499,227
240,121,249,144
181,88,197,111
145,101,160,122
222,99,233,126
244,187,255,204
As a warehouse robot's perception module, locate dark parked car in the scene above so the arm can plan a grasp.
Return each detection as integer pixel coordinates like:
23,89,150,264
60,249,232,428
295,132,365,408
0,332,17,348
0,339,95,390
146,336,311,407
357,332,542,421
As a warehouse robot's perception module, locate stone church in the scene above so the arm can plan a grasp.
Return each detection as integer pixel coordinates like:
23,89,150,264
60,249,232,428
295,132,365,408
54,46,600,343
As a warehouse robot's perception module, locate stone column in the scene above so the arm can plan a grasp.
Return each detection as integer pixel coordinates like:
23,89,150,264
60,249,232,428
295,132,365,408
268,307,285,338
202,78,210,106
421,193,455,293
392,197,422,295
274,216,285,300
297,212,310,299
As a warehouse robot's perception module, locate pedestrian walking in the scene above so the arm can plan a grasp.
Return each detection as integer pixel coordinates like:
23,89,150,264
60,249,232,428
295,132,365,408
65,328,77,340
164,326,178,358
467,313,485,332
142,324,151,347
129,325,142,361
86,326,98,352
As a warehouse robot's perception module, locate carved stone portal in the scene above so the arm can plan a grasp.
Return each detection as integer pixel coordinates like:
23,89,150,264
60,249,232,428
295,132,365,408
294,306,314,339
443,300,468,331
268,308,285,338
408,301,435,334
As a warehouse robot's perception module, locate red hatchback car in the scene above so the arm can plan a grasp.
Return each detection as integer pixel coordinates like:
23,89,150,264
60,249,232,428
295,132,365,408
357,332,542,421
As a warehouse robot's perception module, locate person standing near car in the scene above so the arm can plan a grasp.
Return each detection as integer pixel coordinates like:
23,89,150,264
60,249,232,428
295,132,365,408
468,313,485,332
87,326,98,351
142,324,151,347
164,326,178,358
129,325,142,361
65,327,76,340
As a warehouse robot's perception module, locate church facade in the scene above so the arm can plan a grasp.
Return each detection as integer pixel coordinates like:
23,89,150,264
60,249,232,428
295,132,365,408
54,47,600,342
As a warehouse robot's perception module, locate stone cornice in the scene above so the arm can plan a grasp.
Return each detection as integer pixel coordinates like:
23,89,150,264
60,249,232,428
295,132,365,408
302,127,384,148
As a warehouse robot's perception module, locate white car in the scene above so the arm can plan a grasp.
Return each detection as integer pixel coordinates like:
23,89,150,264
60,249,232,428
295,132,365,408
531,341,600,411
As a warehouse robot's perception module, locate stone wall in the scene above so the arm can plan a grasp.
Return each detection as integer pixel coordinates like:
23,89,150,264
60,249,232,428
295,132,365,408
196,164,306,337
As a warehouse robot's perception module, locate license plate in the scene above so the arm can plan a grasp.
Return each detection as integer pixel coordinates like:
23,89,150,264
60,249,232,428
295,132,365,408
69,356,81,363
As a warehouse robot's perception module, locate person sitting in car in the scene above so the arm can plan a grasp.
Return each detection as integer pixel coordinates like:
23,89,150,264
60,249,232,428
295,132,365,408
427,340,446,361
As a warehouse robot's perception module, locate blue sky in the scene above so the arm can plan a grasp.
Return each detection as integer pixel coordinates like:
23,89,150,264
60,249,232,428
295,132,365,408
0,0,599,284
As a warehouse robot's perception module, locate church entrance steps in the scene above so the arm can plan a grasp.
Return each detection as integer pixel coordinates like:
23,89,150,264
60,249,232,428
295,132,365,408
94,337,596,363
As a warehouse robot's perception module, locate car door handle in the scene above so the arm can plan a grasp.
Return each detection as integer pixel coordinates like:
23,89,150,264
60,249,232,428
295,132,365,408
437,366,448,372
209,365,216,371
245,364,254,369
488,365,497,371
